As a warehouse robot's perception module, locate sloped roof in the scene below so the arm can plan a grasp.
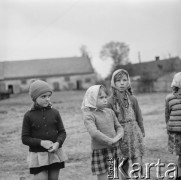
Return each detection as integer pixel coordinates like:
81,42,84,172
0,62,4,80
1,56,94,80
117,56,181,80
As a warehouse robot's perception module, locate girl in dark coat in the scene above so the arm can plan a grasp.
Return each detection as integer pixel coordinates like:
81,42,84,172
22,80,66,180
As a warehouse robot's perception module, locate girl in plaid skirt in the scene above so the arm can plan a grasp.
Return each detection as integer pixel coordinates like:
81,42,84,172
81,85,124,180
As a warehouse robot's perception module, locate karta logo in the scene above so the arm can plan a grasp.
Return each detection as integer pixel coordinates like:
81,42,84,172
107,158,177,179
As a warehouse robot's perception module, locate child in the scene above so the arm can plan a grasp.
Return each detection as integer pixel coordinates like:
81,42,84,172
107,69,145,179
81,85,124,180
21,80,66,180
165,72,181,180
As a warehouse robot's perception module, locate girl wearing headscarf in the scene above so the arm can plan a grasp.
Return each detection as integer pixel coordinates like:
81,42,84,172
81,85,124,180
165,72,181,180
107,69,145,179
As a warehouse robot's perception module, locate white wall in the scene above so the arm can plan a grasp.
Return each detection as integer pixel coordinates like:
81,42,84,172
2,73,96,94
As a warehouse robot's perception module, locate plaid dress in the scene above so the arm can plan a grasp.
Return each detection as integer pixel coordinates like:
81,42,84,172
91,143,121,175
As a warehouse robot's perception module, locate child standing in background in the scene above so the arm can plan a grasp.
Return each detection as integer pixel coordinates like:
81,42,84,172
165,72,181,180
22,80,66,180
107,69,145,179
81,85,124,180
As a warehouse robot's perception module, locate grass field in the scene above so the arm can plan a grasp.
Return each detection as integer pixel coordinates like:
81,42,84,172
0,91,177,180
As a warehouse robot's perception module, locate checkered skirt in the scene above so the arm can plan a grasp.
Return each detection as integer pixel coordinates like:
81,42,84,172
91,143,121,175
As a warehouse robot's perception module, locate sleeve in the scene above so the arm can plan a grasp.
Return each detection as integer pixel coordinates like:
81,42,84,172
133,97,145,135
21,113,41,147
165,97,170,128
107,97,119,118
56,111,66,147
111,109,124,137
83,112,113,146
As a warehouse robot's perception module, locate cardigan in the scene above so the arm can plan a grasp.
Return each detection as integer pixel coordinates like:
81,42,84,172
22,106,66,152
83,108,124,150
107,95,145,135
165,93,181,132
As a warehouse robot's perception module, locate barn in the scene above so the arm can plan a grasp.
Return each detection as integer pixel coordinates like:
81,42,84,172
117,56,181,92
0,56,96,94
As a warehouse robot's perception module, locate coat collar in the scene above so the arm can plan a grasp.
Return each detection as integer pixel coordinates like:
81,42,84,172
30,102,52,111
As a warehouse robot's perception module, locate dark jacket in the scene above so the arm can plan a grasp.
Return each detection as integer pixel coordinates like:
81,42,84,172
107,95,145,135
22,105,66,152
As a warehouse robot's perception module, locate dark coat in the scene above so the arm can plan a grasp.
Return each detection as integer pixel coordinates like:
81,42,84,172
22,105,66,152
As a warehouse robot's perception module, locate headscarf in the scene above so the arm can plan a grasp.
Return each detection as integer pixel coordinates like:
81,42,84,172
111,69,132,92
81,85,103,111
171,72,181,99
110,69,132,119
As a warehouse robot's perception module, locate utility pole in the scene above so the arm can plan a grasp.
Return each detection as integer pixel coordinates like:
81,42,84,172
138,51,141,63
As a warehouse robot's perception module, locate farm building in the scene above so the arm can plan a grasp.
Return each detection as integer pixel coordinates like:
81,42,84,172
0,56,96,94
117,56,181,92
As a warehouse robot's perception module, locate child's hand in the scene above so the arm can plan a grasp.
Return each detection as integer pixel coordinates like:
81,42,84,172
117,133,123,140
112,135,122,146
40,140,53,150
48,142,59,153
142,132,145,137
114,133,123,142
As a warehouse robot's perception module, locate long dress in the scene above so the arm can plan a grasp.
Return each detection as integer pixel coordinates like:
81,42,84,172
117,97,144,159
168,132,181,156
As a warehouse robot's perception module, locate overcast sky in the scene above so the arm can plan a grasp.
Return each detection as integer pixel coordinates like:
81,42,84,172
0,0,181,77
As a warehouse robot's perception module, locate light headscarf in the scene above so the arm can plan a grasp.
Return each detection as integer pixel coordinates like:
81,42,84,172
111,69,132,94
110,69,132,119
171,72,181,99
81,85,103,111
171,72,181,89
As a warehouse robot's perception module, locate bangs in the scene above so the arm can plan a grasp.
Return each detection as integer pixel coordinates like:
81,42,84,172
114,71,128,82
98,86,108,96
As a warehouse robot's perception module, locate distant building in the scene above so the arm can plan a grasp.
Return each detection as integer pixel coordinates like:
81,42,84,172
117,56,181,92
0,56,96,94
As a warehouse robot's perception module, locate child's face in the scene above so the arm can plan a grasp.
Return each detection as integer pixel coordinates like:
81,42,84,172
115,74,129,92
96,88,107,110
36,92,51,107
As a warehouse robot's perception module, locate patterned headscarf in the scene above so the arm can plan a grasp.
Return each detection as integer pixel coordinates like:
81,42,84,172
110,69,132,119
111,69,131,93
81,85,104,111
171,72,181,99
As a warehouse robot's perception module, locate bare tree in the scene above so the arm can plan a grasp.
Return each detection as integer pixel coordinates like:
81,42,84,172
100,41,130,67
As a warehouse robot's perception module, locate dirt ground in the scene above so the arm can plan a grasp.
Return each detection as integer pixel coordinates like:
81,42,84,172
0,91,177,180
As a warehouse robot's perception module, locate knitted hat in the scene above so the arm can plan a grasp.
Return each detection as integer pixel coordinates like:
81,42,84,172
29,80,52,101
171,72,181,88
